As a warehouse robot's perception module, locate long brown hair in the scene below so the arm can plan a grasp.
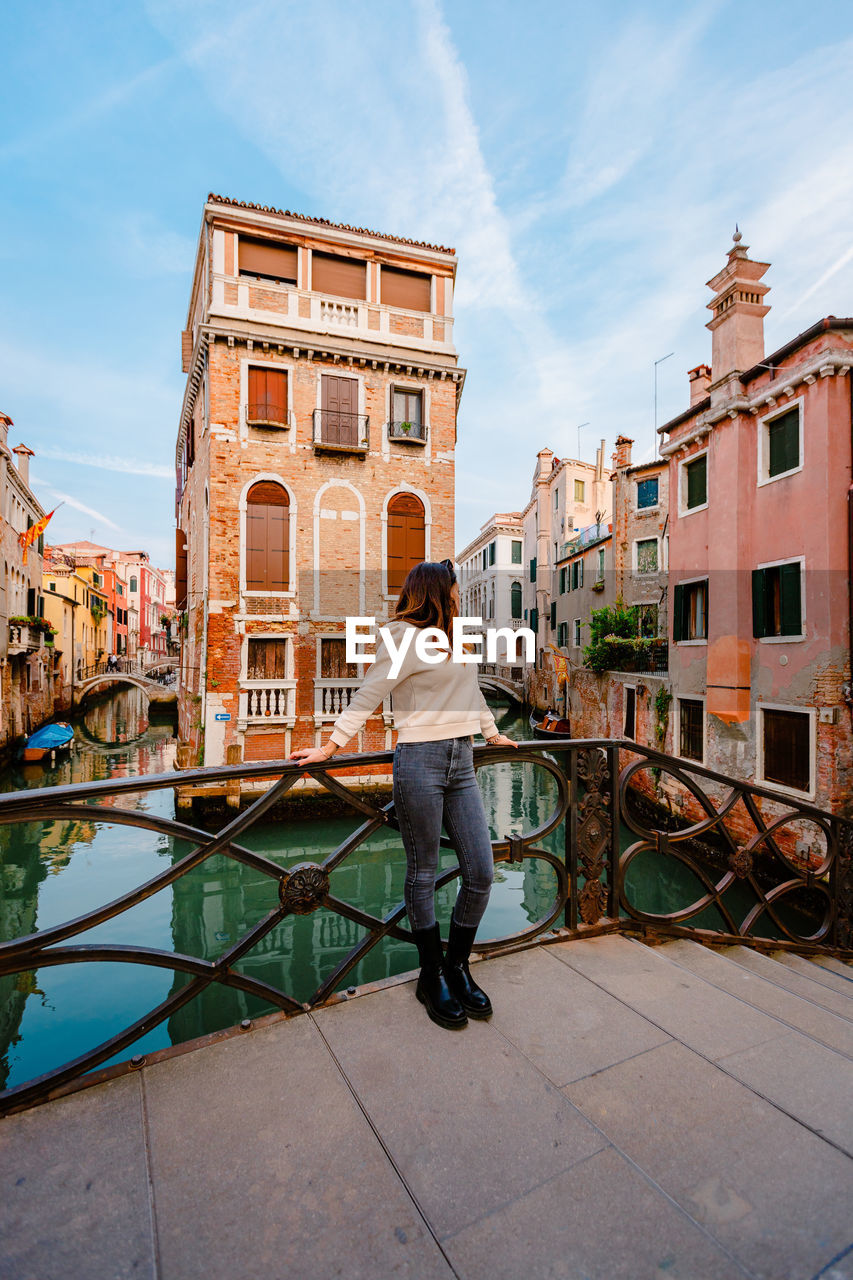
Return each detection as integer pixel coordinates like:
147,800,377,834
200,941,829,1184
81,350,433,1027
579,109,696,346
394,560,456,634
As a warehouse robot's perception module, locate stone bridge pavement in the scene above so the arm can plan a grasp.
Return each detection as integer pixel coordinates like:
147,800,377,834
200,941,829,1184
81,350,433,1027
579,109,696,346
2,934,853,1280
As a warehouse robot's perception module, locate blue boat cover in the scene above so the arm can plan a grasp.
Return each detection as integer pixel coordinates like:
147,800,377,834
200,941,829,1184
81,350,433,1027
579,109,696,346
26,723,74,750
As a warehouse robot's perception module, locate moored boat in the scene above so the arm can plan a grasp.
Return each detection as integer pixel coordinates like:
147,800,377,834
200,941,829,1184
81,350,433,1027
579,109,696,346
529,709,572,739
22,722,75,763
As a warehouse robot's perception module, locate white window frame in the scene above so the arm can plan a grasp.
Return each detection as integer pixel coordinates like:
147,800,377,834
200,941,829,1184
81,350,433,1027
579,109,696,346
676,694,706,766
632,535,661,575
679,447,709,517
239,474,298,600
240,632,294,683
676,574,709,647
239,355,295,437
756,701,816,800
572,617,581,647
635,475,660,514
755,554,806,644
757,397,804,488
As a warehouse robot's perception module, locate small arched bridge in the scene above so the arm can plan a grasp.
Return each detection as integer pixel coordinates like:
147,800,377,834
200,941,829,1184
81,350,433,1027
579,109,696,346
478,672,525,702
74,665,177,705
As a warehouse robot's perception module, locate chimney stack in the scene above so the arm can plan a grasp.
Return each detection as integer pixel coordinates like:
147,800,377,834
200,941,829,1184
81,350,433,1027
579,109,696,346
12,443,34,489
688,364,712,405
0,412,12,451
706,228,770,382
613,435,633,469
595,438,606,481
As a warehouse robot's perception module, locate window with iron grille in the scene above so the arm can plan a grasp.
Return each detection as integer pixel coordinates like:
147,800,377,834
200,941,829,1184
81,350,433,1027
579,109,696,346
679,699,704,761
248,367,288,425
752,562,802,638
761,707,811,793
637,477,659,509
391,388,424,438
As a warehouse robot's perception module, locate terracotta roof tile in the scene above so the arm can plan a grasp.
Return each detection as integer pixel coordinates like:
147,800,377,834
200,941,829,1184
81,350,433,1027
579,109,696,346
207,194,455,256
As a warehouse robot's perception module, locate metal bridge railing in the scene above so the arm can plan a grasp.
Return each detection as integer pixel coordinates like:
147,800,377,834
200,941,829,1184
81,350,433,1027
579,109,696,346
0,739,850,1114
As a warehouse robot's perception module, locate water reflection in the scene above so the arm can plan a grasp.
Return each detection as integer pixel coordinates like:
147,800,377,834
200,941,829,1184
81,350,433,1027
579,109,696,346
82,684,150,745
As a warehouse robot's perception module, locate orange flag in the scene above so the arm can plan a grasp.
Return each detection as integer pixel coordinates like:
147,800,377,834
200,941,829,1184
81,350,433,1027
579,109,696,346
547,642,571,686
18,508,57,565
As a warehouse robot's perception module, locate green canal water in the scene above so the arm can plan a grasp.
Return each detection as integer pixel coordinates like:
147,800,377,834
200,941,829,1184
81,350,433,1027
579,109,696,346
0,688,744,1093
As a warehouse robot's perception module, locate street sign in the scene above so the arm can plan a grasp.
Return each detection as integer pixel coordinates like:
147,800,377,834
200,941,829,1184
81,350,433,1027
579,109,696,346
214,712,231,722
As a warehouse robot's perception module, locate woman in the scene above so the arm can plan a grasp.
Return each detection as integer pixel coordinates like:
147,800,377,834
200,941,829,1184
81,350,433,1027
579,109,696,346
290,560,517,1029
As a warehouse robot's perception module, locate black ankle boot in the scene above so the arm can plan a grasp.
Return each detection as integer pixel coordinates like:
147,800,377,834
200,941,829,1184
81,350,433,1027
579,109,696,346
445,919,492,1018
412,923,467,1030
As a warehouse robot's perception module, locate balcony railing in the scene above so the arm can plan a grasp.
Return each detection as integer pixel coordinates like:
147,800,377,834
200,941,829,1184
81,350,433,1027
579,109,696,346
388,420,427,444
245,402,290,429
312,408,369,454
314,679,360,719
239,682,296,722
0,737,850,1114
7,621,44,653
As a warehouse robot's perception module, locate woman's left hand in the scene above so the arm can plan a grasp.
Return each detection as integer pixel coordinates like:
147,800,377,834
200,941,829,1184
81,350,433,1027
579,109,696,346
487,734,518,748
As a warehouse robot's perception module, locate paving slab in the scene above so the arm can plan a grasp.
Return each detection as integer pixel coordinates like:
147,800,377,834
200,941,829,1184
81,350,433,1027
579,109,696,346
550,934,791,1060
722,947,853,1023
811,954,853,983
717,1030,853,1156
662,939,853,1058
0,1074,154,1280
314,976,607,1239
443,1145,744,1280
478,945,670,1086
770,950,853,1000
143,1011,453,1280
565,1039,853,1280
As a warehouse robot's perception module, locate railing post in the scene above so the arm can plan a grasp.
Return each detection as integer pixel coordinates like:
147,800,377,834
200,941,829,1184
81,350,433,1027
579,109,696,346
606,743,620,922
566,746,578,929
834,818,853,950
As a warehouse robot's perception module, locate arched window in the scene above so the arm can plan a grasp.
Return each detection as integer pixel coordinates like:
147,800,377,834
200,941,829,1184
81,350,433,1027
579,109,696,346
246,481,290,591
511,581,522,619
129,575,138,593
387,493,425,594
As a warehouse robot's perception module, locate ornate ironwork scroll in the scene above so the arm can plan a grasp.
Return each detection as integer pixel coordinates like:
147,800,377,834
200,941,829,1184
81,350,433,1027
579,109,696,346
576,749,611,924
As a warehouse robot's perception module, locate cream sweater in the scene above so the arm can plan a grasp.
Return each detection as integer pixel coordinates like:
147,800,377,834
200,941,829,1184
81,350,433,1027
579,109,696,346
330,620,499,747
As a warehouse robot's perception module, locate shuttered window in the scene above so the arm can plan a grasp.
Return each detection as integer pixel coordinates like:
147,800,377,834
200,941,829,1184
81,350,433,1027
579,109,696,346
679,699,704,761
767,409,800,477
380,266,431,312
762,708,810,792
247,638,288,680
558,622,568,648
559,567,567,594
636,539,658,573
320,638,357,679
387,493,425,593
685,454,707,509
247,367,288,425
574,480,585,503
530,558,537,583
530,608,539,633
511,581,522,619
246,482,290,592
175,529,187,610
239,237,297,283
511,540,522,564
489,541,496,566
752,562,802,637
311,252,366,300
637,477,659,508
550,601,557,629
673,580,708,641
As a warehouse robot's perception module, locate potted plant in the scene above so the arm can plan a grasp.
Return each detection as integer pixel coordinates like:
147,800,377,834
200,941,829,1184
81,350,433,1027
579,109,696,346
400,420,413,435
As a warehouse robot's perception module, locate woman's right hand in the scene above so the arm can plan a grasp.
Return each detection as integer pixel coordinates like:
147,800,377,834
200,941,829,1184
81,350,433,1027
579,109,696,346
289,746,334,767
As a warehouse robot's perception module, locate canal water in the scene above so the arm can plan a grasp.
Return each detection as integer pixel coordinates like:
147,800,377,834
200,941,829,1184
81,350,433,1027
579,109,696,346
0,688,735,1093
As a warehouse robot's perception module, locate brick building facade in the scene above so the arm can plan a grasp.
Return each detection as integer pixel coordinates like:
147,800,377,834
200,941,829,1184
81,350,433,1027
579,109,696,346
175,195,462,769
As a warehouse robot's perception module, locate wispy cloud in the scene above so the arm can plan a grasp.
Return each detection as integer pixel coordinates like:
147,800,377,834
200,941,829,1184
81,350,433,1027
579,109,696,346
31,477,122,532
38,447,173,479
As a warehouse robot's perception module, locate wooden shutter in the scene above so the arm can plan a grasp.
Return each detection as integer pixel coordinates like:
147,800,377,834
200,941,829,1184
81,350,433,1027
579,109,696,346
175,529,188,610
511,582,522,619
768,409,799,476
779,562,802,636
530,558,537,583
239,237,297,282
246,483,289,591
311,252,366,300
248,368,288,423
322,375,359,445
686,455,707,508
380,266,431,312
763,708,810,791
387,493,425,593
248,638,287,679
550,601,557,629
321,638,357,679
672,583,685,642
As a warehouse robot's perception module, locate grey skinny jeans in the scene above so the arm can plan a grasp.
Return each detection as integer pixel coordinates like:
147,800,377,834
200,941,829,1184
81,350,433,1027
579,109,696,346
392,736,494,932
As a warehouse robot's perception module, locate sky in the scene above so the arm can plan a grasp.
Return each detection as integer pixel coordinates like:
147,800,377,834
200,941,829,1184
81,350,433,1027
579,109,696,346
3,0,853,566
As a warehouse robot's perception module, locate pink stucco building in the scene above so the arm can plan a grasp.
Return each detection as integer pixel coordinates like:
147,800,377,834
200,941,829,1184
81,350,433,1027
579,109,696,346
659,231,852,814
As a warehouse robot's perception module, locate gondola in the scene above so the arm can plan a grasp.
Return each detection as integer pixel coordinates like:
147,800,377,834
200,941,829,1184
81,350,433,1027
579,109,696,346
529,709,572,739
21,722,75,763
